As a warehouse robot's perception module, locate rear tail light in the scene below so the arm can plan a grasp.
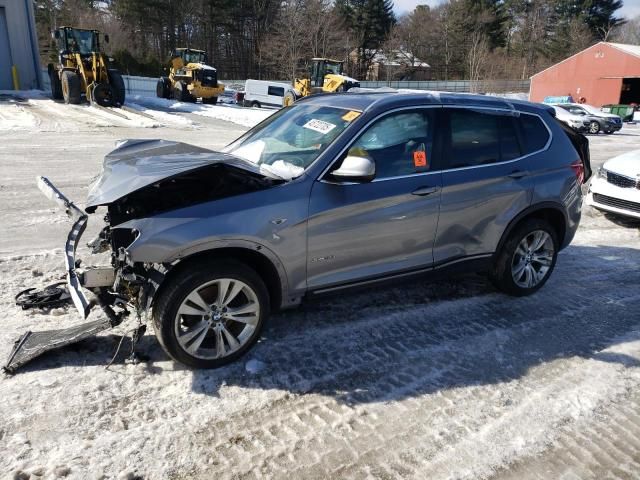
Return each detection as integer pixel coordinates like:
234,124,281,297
571,159,585,184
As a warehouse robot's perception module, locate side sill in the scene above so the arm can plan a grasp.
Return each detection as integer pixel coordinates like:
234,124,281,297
306,254,493,298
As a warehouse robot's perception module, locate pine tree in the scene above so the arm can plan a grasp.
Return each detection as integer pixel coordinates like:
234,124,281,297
335,0,396,77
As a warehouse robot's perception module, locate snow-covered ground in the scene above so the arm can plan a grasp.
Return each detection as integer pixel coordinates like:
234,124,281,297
1,91,640,480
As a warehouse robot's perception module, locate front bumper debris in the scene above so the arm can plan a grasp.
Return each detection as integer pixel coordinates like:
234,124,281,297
4,318,114,374
37,176,92,318
4,177,125,374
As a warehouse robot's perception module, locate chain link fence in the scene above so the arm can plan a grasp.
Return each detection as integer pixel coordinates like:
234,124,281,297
40,69,530,98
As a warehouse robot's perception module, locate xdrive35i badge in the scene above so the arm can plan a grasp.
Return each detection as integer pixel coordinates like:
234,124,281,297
311,255,335,263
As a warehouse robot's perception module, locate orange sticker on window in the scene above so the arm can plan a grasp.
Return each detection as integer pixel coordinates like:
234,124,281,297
342,110,361,122
414,150,427,167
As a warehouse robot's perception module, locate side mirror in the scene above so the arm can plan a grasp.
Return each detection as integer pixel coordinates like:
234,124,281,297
330,156,375,182
104,34,110,43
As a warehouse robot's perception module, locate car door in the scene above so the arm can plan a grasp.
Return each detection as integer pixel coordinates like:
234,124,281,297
434,107,536,264
306,108,443,289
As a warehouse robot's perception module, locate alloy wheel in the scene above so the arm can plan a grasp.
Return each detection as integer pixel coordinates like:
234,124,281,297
174,278,260,360
511,230,555,289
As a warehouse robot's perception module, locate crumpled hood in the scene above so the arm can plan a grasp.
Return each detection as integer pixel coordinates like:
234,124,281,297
604,149,640,177
86,139,266,208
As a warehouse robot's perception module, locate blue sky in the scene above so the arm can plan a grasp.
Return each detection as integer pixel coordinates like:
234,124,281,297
393,0,640,19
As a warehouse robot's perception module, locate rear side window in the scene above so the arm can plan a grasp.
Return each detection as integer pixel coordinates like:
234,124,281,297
520,114,550,153
268,86,285,97
448,109,521,168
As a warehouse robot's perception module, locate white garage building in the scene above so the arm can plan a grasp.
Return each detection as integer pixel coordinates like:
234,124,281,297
0,0,41,90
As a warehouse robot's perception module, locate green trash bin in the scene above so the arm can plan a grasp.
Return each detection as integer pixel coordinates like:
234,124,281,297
601,104,635,122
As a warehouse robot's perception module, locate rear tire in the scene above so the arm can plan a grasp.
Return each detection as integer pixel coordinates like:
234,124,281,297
61,70,81,105
203,96,218,105
153,260,269,369
108,70,126,106
251,101,261,108
489,218,559,296
49,67,63,100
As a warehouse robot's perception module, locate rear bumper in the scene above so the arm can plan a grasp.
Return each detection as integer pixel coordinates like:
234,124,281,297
36,177,92,318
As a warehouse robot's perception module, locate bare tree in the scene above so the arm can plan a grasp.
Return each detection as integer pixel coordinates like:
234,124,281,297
467,29,489,91
260,0,309,81
612,15,640,44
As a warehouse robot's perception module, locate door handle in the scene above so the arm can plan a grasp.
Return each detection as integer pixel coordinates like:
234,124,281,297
412,186,439,196
508,170,529,179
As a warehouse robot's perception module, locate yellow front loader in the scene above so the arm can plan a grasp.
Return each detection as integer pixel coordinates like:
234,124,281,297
156,48,225,104
47,27,125,107
284,58,360,106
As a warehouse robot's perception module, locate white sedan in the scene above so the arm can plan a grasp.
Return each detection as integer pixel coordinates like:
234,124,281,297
551,105,589,132
587,150,640,219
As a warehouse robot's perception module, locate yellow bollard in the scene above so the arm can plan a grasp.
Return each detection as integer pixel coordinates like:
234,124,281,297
11,65,20,90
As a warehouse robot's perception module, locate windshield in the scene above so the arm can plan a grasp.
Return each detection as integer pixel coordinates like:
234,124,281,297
325,62,343,75
224,104,361,179
553,106,571,119
66,29,98,55
580,104,605,115
183,50,207,64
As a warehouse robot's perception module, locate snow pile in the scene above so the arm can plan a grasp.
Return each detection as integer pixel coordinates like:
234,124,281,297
487,92,529,101
132,95,275,128
0,95,39,131
191,103,274,127
126,102,195,127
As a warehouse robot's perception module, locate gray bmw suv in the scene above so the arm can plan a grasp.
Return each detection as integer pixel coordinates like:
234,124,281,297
6,91,590,372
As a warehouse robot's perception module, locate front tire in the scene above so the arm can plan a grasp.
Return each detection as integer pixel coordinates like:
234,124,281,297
91,83,115,107
588,121,601,134
49,67,63,100
489,219,559,296
61,70,81,104
283,91,296,107
108,70,126,106
153,260,270,369
156,77,170,99
203,96,218,105
173,81,193,103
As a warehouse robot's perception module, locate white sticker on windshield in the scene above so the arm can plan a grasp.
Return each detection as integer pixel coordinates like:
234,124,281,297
303,119,337,135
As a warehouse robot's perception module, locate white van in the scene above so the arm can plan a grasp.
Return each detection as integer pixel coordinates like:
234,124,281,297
243,79,295,108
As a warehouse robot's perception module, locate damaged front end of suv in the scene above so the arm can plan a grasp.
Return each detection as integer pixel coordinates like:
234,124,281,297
4,139,282,373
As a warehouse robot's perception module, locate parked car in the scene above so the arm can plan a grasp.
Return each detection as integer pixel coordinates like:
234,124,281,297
243,79,295,108
9,92,590,372
551,105,589,132
587,150,640,219
555,103,622,134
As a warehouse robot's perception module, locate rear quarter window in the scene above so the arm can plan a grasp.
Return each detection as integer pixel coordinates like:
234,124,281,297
519,114,550,154
268,86,285,97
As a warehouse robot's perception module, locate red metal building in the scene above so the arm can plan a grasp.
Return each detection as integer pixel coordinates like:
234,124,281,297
530,42,640,107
